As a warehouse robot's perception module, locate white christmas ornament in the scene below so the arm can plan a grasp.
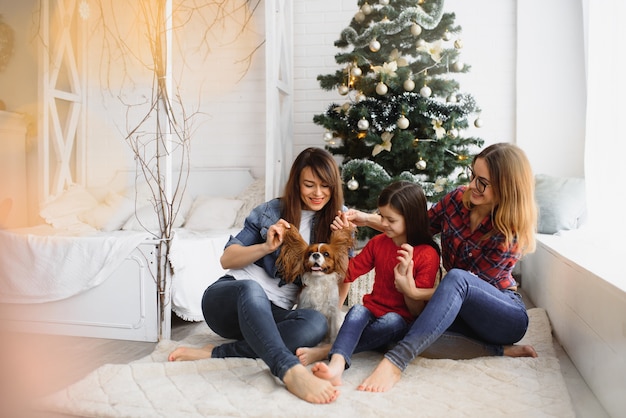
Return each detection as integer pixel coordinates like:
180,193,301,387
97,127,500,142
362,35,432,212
369,39,381,52
474,117,483,128
453,61,464,72
397,116,410,129
415,39,426,48
443,31,452,41
376,82,388,95
411,23,422,36
347,178,359,191
351,66,362,77
323,131,333,142
416,159,427,170
403,79,415,91
448,128,458,138
357,118,370,130
355,92,367,102
338,85,349,95
420,85,432,98
379,0,389,5
447,94,457,103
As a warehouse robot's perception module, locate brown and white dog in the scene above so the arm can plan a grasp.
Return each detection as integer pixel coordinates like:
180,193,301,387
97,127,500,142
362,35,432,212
277,224,354,343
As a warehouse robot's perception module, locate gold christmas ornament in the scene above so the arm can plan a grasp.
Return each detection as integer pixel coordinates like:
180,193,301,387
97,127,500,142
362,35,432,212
454,39,464,49
397,116,410,129
411,23,422,36
347,178,359,191
361,3,373,15
376,82,388,95
369,39,381,52
420,85,432,98
403,79,415,91
354,11,366,23
357,118,370,130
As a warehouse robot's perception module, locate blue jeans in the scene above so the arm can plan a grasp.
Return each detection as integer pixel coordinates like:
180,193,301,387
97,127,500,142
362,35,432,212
201,276,328,380
329,304,409,369
385,268,529,371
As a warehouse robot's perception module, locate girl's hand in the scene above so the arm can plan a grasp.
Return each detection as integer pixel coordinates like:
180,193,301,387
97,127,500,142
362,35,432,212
331,210,356,231
394,259,416,295
395,243,414,276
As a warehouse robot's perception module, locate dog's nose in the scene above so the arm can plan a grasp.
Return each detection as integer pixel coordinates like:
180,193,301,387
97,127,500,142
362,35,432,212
311,252,321,260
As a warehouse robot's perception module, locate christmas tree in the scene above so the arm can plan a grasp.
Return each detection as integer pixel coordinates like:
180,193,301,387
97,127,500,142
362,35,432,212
314,0,484,215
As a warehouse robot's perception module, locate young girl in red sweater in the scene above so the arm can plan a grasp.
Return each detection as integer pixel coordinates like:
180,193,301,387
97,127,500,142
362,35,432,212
310,181,440,386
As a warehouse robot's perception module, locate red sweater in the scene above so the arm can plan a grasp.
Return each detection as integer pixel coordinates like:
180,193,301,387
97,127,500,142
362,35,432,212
344,234,440,322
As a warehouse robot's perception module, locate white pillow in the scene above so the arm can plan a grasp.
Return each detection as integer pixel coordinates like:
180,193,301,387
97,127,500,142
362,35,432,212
233,178,266,228
184,196,244,231
535,174,586,234
79,192,136,231
39,185,99,229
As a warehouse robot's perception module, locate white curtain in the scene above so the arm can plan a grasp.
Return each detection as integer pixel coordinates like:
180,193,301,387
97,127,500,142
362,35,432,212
583,0,626,232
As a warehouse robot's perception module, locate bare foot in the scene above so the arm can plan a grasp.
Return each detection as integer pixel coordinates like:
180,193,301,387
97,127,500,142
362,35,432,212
296,343,331,366
358,358,401,392
504,344,538,358
282,364,339,404
311,361,343,386
168,344,215,362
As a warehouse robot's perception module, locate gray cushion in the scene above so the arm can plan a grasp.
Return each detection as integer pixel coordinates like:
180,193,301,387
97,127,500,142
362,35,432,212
535,174,586,234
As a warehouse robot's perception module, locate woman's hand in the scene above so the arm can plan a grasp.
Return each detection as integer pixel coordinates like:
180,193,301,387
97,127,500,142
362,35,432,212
266,219,291,252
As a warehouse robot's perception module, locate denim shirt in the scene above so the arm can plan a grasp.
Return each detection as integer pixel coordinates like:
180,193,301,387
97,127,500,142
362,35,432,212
225,198,348,285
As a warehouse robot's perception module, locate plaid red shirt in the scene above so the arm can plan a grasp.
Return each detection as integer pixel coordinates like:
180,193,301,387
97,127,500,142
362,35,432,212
428,186,520,290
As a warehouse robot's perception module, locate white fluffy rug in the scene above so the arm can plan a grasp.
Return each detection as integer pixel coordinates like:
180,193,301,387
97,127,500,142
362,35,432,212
37,308,574,417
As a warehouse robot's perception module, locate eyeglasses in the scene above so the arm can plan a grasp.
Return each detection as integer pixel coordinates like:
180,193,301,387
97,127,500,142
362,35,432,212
467,167,490,193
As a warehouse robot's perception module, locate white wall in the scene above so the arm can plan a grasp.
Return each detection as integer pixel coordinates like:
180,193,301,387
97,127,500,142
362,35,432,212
293,0,517,160
516,0,586,178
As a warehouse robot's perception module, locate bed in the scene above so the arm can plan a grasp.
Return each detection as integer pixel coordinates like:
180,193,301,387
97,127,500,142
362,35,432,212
0,167,265,342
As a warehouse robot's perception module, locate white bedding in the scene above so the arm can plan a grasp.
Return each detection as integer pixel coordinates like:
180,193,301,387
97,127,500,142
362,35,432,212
169,228,239,321
0,225,150,304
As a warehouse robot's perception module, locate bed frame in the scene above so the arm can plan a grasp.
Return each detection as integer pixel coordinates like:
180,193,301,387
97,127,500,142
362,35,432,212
0,167,257,342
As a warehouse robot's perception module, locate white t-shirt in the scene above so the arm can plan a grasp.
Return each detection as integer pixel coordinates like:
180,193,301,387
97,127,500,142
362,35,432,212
228,211,315,309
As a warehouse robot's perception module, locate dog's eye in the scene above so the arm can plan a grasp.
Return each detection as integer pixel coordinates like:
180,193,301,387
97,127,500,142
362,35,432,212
323,252,330,257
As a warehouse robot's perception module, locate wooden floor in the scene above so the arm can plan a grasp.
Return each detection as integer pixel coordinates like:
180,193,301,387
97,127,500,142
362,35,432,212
0,288,609,418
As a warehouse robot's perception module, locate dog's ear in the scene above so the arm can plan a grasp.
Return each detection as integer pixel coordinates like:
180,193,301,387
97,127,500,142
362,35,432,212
276,224,308,283
330,227,355,279
330,227,355,252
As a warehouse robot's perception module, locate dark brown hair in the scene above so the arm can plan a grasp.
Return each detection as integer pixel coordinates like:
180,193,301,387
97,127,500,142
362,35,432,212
378,181,439,253
282,147,344,243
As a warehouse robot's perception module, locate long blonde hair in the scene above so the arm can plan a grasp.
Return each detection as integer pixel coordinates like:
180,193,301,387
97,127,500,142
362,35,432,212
463,143,537,254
